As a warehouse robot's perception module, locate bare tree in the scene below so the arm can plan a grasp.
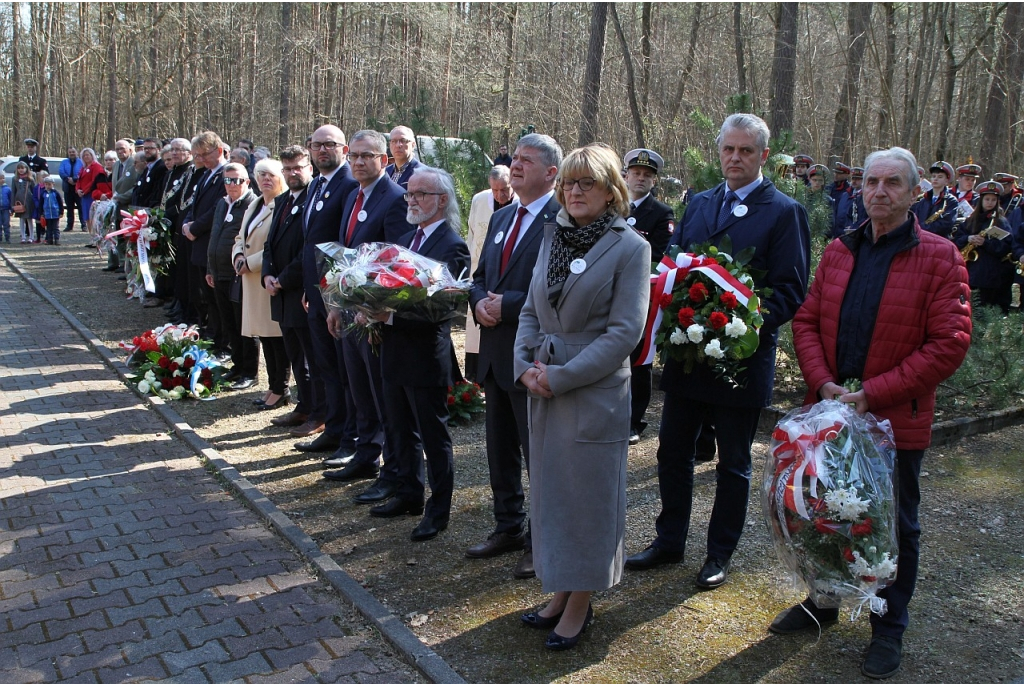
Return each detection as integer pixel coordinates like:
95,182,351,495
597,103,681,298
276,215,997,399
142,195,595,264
610,4,645,147
769,3,798,134
829,3,872,161
578,3,609,146
733,3,747,95
640,3,652,111
278,3,293,149
980,2,1024,171
667,5,703,125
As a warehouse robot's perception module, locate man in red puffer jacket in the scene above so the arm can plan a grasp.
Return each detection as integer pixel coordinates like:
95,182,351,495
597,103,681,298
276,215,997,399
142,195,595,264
772,147,972,680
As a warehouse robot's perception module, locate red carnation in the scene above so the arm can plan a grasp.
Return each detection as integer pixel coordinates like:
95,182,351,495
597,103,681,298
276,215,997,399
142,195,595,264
319,276,328,289
814,519,838,534
447,395,456,406
461,391,473,403
660,293,674,309
677,307,696,327
158,356,170,369
688,282,709,303
709,311,729,330
168,362,179,372
183,357,196,369
850,518,873,536
842,548,856,563
720,292,739,309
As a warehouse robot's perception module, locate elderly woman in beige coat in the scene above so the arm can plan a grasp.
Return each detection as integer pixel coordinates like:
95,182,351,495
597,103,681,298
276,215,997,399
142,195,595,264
513,144,650,651
232,158,289,410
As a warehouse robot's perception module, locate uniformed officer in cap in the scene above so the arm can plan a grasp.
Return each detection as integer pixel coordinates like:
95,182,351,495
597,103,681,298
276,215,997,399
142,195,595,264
624,148,676,445
955,163,982,205
911,161,959,239
993,173,1022,225
20,139,48,174
806,165,838,237
850,167,865,229
793,154,814,186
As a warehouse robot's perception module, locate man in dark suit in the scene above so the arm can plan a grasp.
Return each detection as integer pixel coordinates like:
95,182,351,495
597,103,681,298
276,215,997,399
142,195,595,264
20,139,48,173
626,113,811,591
132,138,168,208
296,124,360,457
262,145,323,436
182,131,228,351
367,166,470,542
323,131,414,494
385,126,421,189
465,133,562,579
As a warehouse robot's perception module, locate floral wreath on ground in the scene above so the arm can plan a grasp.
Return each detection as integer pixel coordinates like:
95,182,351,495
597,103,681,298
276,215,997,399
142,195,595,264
103,208,176,299
447,379,485,423
762,398,899,617
119,323,226,400
636,236,770,387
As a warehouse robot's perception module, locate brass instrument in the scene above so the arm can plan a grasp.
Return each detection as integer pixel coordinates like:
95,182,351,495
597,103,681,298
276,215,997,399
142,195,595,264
960,213,996,263
925,207,945,225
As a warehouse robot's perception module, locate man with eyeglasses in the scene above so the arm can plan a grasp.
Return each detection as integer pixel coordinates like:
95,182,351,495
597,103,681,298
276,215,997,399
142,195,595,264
296,124,360,459
323,130,414,497
132,137,168,208
466,133,563,579
385,126,421,189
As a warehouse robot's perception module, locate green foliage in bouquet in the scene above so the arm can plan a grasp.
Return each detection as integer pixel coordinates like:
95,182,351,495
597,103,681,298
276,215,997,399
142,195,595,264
447,379,485,424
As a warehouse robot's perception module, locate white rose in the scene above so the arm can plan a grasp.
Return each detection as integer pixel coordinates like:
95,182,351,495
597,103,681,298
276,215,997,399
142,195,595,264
173,357,185,366
686,324,704,344
724,316,748,338
704,338,725,359
342,268,369,288
670,327,686,345
144,369,156,382
138,380,151,394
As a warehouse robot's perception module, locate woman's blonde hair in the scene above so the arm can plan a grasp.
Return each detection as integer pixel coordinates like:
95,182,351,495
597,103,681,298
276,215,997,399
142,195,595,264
253,158,285,197
555,143,631,218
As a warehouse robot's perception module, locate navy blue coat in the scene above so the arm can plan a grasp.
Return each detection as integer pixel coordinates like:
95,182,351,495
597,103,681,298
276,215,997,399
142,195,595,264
339,174,414,248
379,221,471,388
911,189,958,240
262,187,309,328
302,165,358,317
661,178,811,407
953,213,1013,290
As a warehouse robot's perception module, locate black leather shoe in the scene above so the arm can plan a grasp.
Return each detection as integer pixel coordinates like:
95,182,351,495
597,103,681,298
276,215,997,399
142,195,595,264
769,599,839,634
229,377,256,391
512,550,535,579
466,531,526,559
220,368,239,382
521,608,563,630
322,446,357,468
695,556,730,589
410,515,449,541
294,433,340,453
369,498,423,518
544,604,593,651
628,429,641,446
624,545,683,571
260,390,291,410
323,461,379,482
861,635,902,679
353,479,397,504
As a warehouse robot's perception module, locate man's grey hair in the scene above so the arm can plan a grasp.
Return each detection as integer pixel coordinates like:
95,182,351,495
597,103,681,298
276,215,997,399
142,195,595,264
133,152,147,164
170,137,191,152
489,165,511,183
716,113,771,151
411,165,460,228
350,130,388,155
230,148,251,165
863,147,919,191
515,133,563,170
253,146,271,161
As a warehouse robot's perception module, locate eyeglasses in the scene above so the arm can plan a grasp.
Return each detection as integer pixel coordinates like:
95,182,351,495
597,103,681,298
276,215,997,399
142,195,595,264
308,141,341,151
346,152,382,162
281,164,309,174
223,177,247,185
403,191,443,202
558,177,598,192
143,146,159,151
170,147,189,153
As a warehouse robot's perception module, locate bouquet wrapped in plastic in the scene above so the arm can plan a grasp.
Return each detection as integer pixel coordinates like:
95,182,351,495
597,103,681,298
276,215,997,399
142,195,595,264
762,400,899,616
316,241,471,323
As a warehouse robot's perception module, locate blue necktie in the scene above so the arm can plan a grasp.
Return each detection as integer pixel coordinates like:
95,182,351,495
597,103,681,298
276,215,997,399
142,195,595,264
718,190,738,229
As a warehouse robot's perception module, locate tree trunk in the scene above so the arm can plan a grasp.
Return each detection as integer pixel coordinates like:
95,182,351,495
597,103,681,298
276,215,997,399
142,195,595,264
578,2,609,146
979,2,1024,171
769,3,798,134
501,5,517,143
829,3,873,161
936,4,958,161
640,2,652,111
667,5,702,124
36,4,54,145
278,3,293,150
323,3,339,124
877,2,897,145
733,3,747,95
106,4,118,150
610,4,645,147
12,2,22,142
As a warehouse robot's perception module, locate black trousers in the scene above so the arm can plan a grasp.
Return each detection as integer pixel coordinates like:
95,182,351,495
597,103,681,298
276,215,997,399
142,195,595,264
307,309,357,448
340,332,389,475
483,373,531,541
260,335,290,395
212,278,257,377
282,323,322,421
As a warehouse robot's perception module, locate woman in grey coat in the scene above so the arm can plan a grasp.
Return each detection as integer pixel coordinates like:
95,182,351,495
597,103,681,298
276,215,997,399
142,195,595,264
513,144,651,650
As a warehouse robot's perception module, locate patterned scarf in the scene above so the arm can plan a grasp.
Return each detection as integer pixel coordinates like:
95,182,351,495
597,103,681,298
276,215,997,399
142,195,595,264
546,211,613,305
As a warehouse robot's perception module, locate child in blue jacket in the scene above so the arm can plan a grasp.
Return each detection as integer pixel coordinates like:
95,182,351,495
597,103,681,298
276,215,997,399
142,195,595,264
40,177,65,245
0,173,12,243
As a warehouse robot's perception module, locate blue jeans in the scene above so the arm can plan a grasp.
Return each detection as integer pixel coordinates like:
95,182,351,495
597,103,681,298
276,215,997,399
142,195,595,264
0,209,10,240
45,218,61,244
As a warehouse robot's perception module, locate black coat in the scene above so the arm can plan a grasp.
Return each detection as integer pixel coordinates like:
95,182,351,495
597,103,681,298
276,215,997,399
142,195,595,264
628,195,675,261
207,191,255,282
262,188,309,327
185,165,227,268
132,161,168,208
302,164,358,317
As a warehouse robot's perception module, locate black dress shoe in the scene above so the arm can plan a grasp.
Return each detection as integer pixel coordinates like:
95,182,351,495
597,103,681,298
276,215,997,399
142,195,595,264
513,550,535,579
544,604,593,651
521,608,563,630
260,390,291,410
229,376,257,391
624,545,683,571
353,479,397,504
861,635,902,679
220,368,239,382
769,599,839,634
695,556,730,589
410,514,449,542
323,461,379,482
369,497,423,518
628,429,641,446
322,446,356,467
466,530,527,559
252,397,267,407
294,433,340,453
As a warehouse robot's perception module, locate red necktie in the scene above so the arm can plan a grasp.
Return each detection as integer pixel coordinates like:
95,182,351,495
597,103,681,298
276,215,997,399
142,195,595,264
344,189,365,245
500,207,529,275
410,228,425,252
275,194,293,232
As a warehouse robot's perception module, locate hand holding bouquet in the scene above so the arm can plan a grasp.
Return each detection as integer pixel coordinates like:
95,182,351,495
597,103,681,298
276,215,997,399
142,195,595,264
761,399,899,616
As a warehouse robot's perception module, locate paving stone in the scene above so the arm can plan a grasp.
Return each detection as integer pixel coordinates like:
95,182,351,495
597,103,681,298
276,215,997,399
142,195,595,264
203,651,275,683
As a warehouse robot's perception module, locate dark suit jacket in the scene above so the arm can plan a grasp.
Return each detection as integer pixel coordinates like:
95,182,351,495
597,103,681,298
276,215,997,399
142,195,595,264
384,158,420,189
661,178,810,407
263,188,309,327
340,174,414,247
380,222,470,388
132,161,168,208
302,164,358,317
207,191,255,282
629,195,675,261
19,154,48,173
185,166,227,268
469,195,560,390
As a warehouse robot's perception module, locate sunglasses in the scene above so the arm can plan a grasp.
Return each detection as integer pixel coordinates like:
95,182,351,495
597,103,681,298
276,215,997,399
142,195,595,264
223,177,247,186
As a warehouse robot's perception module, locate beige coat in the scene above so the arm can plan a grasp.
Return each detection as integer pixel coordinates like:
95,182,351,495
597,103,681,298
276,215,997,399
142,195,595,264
512,211,651,592
232,196,281,338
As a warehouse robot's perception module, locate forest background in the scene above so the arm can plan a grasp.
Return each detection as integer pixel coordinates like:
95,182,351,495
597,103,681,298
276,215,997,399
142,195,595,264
1,2,1023,181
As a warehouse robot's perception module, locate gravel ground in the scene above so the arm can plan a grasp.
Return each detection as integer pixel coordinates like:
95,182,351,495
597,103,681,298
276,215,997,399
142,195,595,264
6,228,1023,683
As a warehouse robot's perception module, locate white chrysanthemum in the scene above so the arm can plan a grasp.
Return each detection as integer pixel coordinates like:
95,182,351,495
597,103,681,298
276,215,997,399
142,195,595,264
724,315,748,338
704,338,725,359
670,327,686,345
686,324,704,344
824,486,870,521
873,553,897,579
849,551,873,577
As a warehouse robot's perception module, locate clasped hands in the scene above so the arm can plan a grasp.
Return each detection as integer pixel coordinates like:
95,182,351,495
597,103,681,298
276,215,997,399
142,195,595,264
520,361,553,398
473,292,503,327
821,381,868,414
